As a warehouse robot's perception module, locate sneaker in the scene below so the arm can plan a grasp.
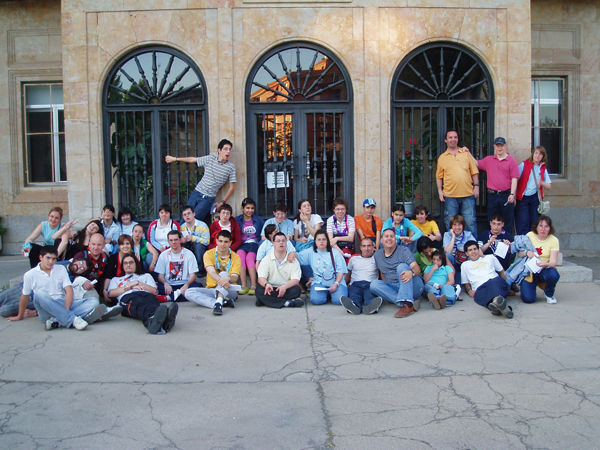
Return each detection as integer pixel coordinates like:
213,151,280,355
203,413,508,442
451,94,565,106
72,316,88,331
363,297,383,315
223,298,236,308
427,293,441,310
156,295,169,303
394,303,414,318
213,302,223,315
248,286,256,296
454,284,462,300
173,289,182,301
511,282,520,293
163,302,179,332
413,298,421,311
439,294,447,309
239,286,249,295
147,305,168,334
545,295,557,304
83,305,105,324
286,299,304,307
101,305,123,321
45,317,59,331
340,295,361,315
502,305,514,319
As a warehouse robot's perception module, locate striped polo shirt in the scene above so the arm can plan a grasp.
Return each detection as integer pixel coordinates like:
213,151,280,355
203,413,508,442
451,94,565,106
194,155,237,196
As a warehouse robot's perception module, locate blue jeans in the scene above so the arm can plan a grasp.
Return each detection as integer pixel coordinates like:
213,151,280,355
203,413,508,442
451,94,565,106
444,195,477,236
515,194,539,235
188,190,215,224
369,263,425,306
348,280,375,311
520,268,560,303
310,282,348,305
185,241,207,273
33,289,99,328
445,253,462,275
423,283,457,304
487,192,515,233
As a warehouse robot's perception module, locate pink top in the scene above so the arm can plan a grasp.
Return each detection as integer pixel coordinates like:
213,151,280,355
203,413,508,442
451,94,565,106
478,154,519,191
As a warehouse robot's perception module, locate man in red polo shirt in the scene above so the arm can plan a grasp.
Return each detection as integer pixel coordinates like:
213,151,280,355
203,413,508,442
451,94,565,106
477,137,520,232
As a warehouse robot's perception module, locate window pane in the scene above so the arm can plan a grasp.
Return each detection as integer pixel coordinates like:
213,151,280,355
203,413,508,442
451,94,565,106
58,109,65,132
539,104,560,127
27,110,51,133
59,134,67,181
539,80,561,101
51,85,64,104
25,85,51,106
28,134,53,182
540,128,562,174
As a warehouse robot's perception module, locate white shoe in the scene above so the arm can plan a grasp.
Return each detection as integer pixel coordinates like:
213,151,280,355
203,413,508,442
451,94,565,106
173,289,181,301
454,284,462,297
72,316,88,330
45,317,59,331
545,295,557,304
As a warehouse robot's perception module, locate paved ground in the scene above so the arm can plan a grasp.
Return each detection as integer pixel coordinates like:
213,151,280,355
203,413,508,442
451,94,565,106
1,253,600,449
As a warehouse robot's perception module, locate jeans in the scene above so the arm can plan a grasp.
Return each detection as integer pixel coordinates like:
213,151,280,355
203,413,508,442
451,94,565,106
520,268,560,303
445,253,462,275
487,192,515,233
443,195,477,236
187,190,215,224
348,280,375,310
369,263,425,306
33,289,99,328
309,282,348,305
423,283,457,304
515,194,539,235
185,241,207,273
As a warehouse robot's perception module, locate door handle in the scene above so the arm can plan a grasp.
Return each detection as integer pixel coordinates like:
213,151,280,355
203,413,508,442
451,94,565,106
306,153,310,180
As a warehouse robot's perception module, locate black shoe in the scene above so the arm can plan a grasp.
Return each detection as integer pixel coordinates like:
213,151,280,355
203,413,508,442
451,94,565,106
255,299,265,307
223,298,235,308
286,298,304,308
363,297,383,315
163,302,179,332
147,305,168,334
213,303,223,315
511,282,520,293
340,295,361,315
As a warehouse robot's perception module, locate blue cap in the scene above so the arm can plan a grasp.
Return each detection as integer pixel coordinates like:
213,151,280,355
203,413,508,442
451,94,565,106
363,198,377,207
494,137,506,145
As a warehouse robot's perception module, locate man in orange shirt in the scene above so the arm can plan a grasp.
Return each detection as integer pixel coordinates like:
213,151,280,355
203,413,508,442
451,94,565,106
354,198,383,250
436,129,479,236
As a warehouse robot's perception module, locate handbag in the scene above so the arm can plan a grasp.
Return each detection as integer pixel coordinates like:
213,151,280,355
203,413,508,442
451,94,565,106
531,167,550,215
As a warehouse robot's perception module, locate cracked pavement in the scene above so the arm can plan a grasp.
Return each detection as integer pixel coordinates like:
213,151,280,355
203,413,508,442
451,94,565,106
1,282,600,449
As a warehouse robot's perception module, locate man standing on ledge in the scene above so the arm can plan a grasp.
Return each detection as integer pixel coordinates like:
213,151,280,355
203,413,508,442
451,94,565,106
165,139,236,223
436,129,479,236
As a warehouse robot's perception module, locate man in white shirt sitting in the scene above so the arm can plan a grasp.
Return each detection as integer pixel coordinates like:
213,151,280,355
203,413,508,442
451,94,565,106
7,246,102,330
340,238,383,315
461,240,513,319
154,231,202,300
255,232,304,308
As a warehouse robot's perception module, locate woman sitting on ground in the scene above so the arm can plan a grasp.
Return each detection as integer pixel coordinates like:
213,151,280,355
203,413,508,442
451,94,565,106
53,219,104,260
443,215,476,272
148,203,181,252
22,206,64,268
413,236,435,273
131,224,159,273
519,215,560,304
326,197,356,257
293,199,324,252
235,198,265,296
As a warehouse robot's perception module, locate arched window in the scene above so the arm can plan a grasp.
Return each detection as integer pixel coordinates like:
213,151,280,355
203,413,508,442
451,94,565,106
391,43,494,217
246,43,353,217
103,47,208,221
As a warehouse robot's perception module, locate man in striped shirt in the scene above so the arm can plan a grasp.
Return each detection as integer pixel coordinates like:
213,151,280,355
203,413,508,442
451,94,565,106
165,139,237,223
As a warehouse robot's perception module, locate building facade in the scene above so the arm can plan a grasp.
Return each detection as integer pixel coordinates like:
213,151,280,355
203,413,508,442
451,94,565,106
0,0,597,254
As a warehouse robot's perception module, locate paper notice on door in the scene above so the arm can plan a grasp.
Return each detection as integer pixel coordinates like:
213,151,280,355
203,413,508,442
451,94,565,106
525,256,543,274
494,241,509,259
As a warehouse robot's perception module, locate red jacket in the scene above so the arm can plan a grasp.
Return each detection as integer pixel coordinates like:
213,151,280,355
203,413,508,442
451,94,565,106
516,160,547,201
208,219,242,251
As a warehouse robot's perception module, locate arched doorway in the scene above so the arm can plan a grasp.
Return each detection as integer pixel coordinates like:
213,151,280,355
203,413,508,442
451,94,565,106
246,43,353,217
391,42,494,218
103,46,208,221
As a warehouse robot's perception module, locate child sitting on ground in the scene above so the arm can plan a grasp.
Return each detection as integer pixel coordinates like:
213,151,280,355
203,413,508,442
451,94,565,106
208,203,242,251
423,250,457,309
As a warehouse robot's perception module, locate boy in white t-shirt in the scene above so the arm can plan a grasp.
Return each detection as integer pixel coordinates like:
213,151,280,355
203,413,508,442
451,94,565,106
461,240,513,319
340,238,383,315
154,231,202,300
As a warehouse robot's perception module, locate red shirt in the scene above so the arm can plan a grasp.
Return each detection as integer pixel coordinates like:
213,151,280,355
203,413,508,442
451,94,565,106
478,154,519,191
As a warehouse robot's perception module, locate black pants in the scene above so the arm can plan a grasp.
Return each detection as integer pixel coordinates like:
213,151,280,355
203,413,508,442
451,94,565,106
120,291,160,323
255,284,302,308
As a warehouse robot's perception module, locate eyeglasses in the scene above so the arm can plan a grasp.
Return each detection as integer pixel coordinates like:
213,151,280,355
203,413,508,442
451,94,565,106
334,208,346,212
123,261,136,265
275,213,286,217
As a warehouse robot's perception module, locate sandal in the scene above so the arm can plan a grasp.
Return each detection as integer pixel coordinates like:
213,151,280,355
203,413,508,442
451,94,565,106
239,286,249,295
248,286,256,296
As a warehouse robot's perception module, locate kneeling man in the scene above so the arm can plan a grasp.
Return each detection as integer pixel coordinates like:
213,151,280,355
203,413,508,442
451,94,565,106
256,232,304,308
461,240,513,318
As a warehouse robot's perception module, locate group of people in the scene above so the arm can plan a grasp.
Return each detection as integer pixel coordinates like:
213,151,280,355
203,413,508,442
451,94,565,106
4,133,560,332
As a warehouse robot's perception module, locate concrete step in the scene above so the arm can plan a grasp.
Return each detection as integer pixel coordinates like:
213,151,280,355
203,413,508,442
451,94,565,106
557,260,593,283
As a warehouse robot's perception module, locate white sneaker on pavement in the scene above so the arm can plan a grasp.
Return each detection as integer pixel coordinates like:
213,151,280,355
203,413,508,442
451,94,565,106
72,316,88,330
45,317,59,331
545,295,557,304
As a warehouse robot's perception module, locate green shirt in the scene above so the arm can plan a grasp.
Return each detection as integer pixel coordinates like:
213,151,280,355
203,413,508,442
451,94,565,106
414,252,434,273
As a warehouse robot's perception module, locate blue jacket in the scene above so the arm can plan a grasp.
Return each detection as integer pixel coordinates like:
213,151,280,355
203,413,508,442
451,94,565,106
505,235,537,285
235,214,265,244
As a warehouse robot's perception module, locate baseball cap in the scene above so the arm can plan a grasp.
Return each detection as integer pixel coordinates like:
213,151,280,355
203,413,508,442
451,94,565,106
363,198,377,207
494,137,506,145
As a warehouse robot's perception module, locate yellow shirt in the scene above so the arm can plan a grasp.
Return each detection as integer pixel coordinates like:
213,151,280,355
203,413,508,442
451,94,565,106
411,219,439,235
436,148,479,198
526,232,559,263
203,248,241,288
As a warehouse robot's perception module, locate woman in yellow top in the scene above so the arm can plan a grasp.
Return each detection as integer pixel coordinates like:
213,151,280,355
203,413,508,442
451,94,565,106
411,205,442,244
518,215,560,304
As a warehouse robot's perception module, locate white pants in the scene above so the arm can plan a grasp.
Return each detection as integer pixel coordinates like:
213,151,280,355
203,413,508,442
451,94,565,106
185,272,239,308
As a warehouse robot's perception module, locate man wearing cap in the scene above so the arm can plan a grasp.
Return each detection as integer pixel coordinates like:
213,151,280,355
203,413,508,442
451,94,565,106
436,129,479,236
355,198,383,250
477,137,520,232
